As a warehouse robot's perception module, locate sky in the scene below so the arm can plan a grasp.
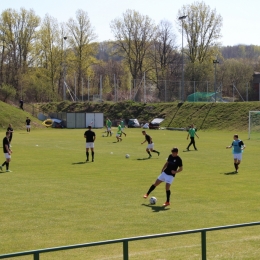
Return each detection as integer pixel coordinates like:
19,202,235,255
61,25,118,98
1,0,259,47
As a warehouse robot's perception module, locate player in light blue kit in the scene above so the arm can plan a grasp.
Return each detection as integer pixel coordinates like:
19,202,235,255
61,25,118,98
226,134,245,173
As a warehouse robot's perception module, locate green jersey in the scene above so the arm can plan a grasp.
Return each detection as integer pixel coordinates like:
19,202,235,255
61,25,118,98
188,128,196,137
106,120,112,128
117,125,122,134
120,120,125,128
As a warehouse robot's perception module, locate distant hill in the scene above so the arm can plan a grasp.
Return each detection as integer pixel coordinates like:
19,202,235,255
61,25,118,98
221,45,260,60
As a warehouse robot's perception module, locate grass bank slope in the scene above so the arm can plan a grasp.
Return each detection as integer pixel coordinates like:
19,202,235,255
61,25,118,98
40,101,260,131
0,101,44,131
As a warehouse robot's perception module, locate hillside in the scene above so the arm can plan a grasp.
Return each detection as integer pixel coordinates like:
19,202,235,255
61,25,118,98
0,101,44,131
40,101,260,131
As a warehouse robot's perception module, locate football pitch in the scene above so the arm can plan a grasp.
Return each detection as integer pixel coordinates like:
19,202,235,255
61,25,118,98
0,128,260,259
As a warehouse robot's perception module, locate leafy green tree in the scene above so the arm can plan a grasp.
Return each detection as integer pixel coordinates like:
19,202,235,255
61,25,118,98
0,83,16,102
36,14,62,95
0,8,40,90
21,67,55,102
218,58,253,100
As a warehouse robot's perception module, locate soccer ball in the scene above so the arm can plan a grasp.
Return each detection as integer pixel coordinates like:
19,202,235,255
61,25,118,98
125,154,130,158
102,134,105,137
149,197,157,205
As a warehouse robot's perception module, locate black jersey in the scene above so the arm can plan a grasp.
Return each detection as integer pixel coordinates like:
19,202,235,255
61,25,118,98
164,155,183,176
145,134,152,144
3,137,9,153
26,119,31,125
84,130,96,142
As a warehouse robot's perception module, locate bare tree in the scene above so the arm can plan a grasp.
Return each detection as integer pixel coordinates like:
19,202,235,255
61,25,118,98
178,2,222,64
150,20,180,100
110,9,157,80
152,21,180,78
66,9,97,98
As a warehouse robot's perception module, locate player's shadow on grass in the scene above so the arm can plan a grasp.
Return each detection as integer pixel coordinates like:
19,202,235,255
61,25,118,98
223,171,238,175
182,150,197,152
137,158,158,160
72,162,86,165
142,203,170,212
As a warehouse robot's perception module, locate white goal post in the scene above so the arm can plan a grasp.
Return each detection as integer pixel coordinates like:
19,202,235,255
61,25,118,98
248,111,260,139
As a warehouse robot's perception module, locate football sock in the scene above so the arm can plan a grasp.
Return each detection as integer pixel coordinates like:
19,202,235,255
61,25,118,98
152,150,158,153
2,161,6,166
92,151,94,160
166,190,171,202
147,151,151,156
234,163,237,170
86,152,89,160
147,184,156,195
6,162,9,170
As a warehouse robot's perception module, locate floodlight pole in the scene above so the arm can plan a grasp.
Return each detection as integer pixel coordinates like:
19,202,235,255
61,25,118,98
63,37,67,101
179,15,187,102
213,58,219,102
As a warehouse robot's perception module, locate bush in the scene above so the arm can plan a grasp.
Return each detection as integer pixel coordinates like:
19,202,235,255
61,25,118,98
0,84,17,102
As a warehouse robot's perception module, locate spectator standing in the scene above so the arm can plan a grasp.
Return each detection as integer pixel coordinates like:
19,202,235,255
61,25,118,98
20,99,24,110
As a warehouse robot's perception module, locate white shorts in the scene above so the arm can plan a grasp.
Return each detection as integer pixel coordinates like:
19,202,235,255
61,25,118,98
121,128,124,131
147,143,154,149
4,153,11,159
107,127,111,131
116,133,121,137
86,142,94,148
233,153,242,160
157,172,174,184
26,125,31,128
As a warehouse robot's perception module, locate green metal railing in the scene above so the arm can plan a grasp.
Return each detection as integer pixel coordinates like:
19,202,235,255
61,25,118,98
0,221,259,260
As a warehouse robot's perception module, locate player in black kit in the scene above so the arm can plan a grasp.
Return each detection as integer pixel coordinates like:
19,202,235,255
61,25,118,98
141,130,160,158
1,132,13,172
26,117,31,132
7,124,14,147
143,147,183,206
84,125,96,162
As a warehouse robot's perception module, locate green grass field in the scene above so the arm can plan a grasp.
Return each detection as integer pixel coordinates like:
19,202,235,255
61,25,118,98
0,127,260,259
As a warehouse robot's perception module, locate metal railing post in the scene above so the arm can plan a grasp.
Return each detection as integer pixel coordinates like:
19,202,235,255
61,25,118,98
201,231,206,260
123,240,129,260
33,252,39,260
